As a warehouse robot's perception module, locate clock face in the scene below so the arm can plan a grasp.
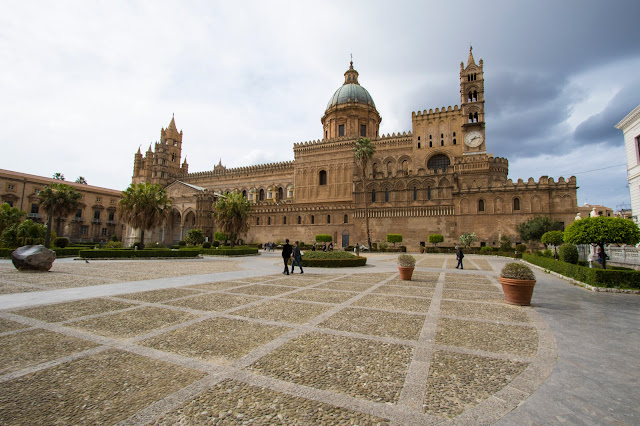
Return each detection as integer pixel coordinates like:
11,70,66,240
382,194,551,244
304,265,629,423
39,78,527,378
464,131,484,147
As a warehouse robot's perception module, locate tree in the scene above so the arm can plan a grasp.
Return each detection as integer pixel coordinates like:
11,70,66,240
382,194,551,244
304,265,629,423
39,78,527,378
564,216,640,269
53,173,65,180
118,182,172,249
541,230,564,259
186,228,205,246
0,202,26,236
354,137,376,250
428,234,444,247
211,191,251,248
1,219,46,247
75,176,87,184
516,216,563,243
386,234,402,246
214,231,228,242
38,183,81,248
458,232,477,248
315,234,332,242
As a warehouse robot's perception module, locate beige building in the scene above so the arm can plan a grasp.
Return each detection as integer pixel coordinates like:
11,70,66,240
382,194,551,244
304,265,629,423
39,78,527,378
615,104,640,224
0,169,125,242
127,48,578,249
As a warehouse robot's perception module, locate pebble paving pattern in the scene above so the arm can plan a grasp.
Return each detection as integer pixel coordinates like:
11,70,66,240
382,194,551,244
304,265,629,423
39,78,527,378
0,255,556,424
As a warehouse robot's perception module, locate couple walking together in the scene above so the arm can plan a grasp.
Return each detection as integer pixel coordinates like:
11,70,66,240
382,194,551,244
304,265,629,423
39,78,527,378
282,239,303,275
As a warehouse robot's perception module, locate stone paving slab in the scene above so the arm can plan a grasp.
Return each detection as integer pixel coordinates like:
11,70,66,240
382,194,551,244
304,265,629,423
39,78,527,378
0,255,559,424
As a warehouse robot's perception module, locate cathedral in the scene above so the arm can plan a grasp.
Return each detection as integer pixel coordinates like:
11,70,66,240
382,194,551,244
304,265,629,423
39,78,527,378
127,49,578,249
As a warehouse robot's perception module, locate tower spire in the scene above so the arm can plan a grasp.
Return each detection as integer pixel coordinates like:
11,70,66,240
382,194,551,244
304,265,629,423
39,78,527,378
467,45,476,67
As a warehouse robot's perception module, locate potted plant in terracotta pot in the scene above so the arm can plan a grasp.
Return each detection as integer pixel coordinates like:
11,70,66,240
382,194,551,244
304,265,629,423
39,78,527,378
397,254,416,280
499,262,536,306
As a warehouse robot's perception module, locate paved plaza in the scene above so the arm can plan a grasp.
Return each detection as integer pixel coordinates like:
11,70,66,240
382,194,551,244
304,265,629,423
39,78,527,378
0,253,638,424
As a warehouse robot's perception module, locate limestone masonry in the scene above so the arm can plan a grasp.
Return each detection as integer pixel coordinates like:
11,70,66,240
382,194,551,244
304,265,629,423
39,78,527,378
129,48,578,248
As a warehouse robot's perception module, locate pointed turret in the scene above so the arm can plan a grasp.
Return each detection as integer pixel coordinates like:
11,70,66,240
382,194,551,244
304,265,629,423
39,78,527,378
167,114,177,132
467,46,476,67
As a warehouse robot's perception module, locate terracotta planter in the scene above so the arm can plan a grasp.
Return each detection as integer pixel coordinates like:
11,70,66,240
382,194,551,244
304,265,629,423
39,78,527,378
398,266,414,280
499,277,536,306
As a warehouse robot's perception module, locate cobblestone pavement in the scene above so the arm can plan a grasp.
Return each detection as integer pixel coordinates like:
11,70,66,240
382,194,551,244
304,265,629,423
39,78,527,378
0,254,557,424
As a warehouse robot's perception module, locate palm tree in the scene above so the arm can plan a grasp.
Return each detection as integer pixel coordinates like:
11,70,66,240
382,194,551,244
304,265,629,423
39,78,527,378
117,182,171,249
75,176,87,184
38,183,82,248
52,172,65,180
354,137,376,249
212,191,251,247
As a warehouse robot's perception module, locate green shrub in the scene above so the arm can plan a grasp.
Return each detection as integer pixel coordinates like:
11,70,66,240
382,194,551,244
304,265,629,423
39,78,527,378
428,234,444,247
499,235,512,251
558,243,579,264
105,241,124,249
54,237,70,248
0,248,14,258
515,244,526,253
479,246,493,254
299,251,366,267
79,249,200,259
500,262,536,280
315,234,332,243
386,234,403,246
201,247,258,256
523,254,640,289
178,240,187,247
202,242,211,249
52,247,82,257
186,228,205,246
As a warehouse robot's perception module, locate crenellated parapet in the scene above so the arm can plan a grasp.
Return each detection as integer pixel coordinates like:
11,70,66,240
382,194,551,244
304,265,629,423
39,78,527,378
458,175,577,192
185,160,295,180
293,132,413,154
412,105,460,120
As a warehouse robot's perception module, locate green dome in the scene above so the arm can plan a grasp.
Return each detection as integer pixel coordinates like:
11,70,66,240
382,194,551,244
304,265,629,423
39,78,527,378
326,84,376,110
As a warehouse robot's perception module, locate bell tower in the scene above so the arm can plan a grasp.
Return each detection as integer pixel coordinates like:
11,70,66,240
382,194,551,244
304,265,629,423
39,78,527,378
460,47,486,154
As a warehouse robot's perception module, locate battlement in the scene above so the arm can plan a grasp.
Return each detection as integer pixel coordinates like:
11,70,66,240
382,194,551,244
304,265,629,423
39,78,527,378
412,105,461,120
293,132,413,153
185,161,294,179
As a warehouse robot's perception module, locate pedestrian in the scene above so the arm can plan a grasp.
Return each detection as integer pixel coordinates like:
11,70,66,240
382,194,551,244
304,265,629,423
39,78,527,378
312,243,316,251
455,245,464,269
355,242,360,257
329,242,333,251
282,239,293,275
291,241,304,274
323,243,327,252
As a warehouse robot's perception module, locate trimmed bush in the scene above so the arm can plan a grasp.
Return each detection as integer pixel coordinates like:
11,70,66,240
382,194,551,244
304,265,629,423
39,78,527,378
523,253,640,289
52,247,82,257
202,247,258,256
79,249,200,259
558,243,579,264
202,242,212,249
0,248,13,258
315,234,332,243
54,237,70,248
428,234,444,247
479,246,493,254
386,234,403,246
515,244,526,253
178,240,187,247
300,250,367,267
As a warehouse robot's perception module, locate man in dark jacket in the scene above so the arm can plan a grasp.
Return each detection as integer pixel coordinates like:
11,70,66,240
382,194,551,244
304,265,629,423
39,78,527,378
291,241,304,274
282,239,293,275
455,245,464,269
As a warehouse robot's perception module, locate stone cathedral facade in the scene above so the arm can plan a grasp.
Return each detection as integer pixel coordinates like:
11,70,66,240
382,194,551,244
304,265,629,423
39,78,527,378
127,49,578,249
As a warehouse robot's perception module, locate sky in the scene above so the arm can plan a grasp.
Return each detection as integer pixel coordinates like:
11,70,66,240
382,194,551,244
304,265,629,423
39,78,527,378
1,0,639,211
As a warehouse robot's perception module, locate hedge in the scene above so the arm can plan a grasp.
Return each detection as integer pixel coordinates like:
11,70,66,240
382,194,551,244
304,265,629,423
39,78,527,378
300,257,367,267
0,248,13,258
79,249,201,259
0,247,81,258
523,253,640,289
202,247,258,256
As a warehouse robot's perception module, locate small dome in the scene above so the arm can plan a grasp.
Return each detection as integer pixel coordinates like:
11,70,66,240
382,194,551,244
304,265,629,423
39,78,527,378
326,84,376,111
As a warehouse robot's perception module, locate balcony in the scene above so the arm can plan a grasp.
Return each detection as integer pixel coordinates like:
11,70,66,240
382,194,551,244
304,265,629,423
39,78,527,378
27,213,42,219
72,217,84,223
106,220,117,226
91,219,102,225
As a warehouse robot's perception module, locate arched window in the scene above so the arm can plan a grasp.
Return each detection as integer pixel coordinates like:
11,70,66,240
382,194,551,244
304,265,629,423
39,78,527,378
371,189,376,203
242,190,247,198
478,199,485,212
385,188,389,202
513,197,521,211
468,91,473,102
311,215,315,224
319,170,327,185
297,216,301,224
372,163,378,176
427,186,432,200
427,154,451,172
473,91,478,101
344,214,348,223
267,216,271,225
259,189,265,201
256,217,260,225
413,186,417,201
278,187,284,200
441,140,444,146
327,215,331,224
474,112,479,122
468,113,473,123
283,216,287,225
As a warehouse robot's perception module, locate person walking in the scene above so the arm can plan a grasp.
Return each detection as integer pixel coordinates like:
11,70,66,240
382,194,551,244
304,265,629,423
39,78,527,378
282,239,293,275
291,241,304,274
455,245,464,269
